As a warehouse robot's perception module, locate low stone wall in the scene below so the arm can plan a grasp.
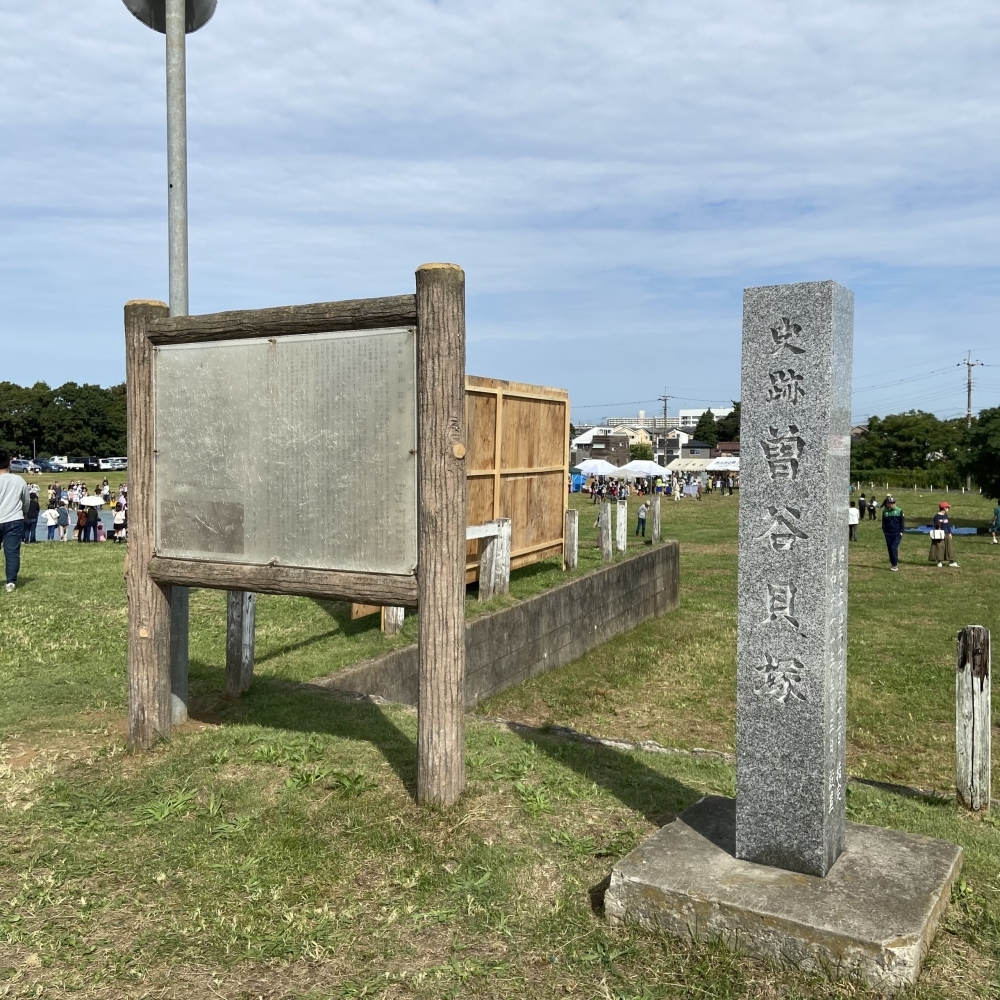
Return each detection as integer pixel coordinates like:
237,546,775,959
313,541,680,708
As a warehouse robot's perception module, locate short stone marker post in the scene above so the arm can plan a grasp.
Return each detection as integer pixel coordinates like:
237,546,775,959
564,508,578,570
382,605,405,636
737,281,853,876
956,625,991,811
651,495,661,544
598,502,612,562
225,590,256,697
615,498,627,553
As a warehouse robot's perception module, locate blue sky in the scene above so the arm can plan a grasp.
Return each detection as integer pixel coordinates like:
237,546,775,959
1,0,998,424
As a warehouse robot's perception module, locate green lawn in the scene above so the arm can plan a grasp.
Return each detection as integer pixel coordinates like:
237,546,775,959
0,488,998,998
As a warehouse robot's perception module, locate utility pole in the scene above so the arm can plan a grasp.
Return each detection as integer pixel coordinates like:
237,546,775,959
123,0,217,725
658,391,670,464
960,351,983,491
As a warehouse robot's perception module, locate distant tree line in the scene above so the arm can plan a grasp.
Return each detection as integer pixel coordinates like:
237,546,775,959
0,381,127,458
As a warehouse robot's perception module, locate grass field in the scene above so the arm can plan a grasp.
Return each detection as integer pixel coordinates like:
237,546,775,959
1,488,998,998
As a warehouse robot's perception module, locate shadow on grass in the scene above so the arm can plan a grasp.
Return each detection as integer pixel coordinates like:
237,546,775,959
507,726,702,824
191,667,418,796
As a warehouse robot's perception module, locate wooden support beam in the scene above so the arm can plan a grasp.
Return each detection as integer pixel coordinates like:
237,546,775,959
148,556,418,606
416,263,467,808
169,587,189,724
226,590,256,697
956,625,991,811
146,294,417,345
652,495,661,544
382,605,405,636
125,300,173,750
616,499,627,553
598,502,612,562
564,508,579,570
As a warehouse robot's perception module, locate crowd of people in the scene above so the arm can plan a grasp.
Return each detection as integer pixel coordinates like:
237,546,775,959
0,449,128,592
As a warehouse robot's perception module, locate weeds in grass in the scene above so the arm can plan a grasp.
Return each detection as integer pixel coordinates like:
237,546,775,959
136,787,196,824
514,780,550,816
325,771,377,796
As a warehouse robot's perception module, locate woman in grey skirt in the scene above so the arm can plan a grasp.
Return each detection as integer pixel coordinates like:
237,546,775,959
929,501,959,568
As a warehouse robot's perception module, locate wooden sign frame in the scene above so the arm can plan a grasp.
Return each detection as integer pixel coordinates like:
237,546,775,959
125,264,467,806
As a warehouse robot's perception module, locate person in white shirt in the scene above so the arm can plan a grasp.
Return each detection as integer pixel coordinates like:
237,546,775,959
636,501,649,537
0,450,31,591
848,500,860,542
43,505,61,541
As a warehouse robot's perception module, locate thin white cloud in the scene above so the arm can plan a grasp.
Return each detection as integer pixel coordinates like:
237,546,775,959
0,0,997,420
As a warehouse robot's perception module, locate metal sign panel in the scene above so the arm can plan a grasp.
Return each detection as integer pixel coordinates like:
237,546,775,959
153,327,418,575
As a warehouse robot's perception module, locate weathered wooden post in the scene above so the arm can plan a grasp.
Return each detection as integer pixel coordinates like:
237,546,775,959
381,605,405,636
651,495,661,544
169,593,189,724
416,263,467,808
225,590,256,697
616,498,627,553
956,625,991,811
564,508,579,570
125,300,174,749
598,502,612,562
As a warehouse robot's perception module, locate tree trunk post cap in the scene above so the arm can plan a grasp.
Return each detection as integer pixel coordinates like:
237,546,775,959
125,299,169,309
417,262,463,273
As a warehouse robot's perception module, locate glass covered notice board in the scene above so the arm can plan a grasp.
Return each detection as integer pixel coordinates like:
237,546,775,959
153,327,418,575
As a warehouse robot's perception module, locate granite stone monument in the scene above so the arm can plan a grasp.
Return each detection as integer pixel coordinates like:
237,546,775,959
736,281,853,876
605,280,963,990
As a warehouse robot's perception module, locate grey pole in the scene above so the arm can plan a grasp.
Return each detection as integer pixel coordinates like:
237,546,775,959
166,0,190,725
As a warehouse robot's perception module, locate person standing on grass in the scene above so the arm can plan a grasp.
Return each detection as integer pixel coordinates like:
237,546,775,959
0,450,31,593
929,501,959,568
43,503,60,541
848,500,860,542
23,492,40,543
57,500,69,541
113,503,126,543
636,501,648,536
84,502,99,543
881,495,905,572
989,502,999,545
75,506,88,542
869,495,879,521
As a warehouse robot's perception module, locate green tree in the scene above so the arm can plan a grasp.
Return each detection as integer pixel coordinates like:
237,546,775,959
960,407,1000,499
692,409,719,447
715,402,741,442
851,411,963,471
629,442,653,461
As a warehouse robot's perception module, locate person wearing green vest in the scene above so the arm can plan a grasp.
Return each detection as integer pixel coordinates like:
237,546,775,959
881,495,905,572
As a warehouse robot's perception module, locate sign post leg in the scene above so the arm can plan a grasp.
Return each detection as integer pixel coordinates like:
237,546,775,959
125,300,173,749
416,263,467,808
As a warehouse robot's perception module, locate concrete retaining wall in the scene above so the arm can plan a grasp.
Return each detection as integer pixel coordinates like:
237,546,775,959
314,541,680,708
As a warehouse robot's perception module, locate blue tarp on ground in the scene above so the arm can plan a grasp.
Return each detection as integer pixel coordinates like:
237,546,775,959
904,525,978,534
570,473,586,493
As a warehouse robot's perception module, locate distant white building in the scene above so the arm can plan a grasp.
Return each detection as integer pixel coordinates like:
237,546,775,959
607,409,679,430
678,407,733,429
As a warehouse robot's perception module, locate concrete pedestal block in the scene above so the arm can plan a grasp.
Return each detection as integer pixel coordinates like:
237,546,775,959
605,796,962,993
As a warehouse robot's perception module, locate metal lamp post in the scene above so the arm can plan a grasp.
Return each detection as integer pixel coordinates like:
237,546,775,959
123,0,217,725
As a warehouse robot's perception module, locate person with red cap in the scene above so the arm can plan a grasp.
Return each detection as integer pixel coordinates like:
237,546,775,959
929,501,959,568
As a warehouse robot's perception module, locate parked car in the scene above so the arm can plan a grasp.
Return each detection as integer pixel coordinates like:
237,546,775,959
10,458,42,474
65,457,86,471
109,456,128,470
98,458,116,471
37,459,66,472
68,456,101,471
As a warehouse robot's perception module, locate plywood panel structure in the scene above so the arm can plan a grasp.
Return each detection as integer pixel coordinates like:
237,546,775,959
464,375,570,581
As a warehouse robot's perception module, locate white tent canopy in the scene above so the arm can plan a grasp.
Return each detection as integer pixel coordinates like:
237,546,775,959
706,456,740,472
574,458,620,476
666,457,712,473
615,459,669,478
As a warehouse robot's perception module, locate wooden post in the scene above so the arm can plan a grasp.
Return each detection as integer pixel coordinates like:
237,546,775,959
382,605,405,636
616,498,627,553
598,502,612,562
652,495,661,544
564,508,578,570
125,300,173,750
225,590,256,697
416,263,467,808
478,530,498,602
956,625,991,811
170,587,189,724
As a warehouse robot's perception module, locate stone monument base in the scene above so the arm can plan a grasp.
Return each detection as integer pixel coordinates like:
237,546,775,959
605,796,962,993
